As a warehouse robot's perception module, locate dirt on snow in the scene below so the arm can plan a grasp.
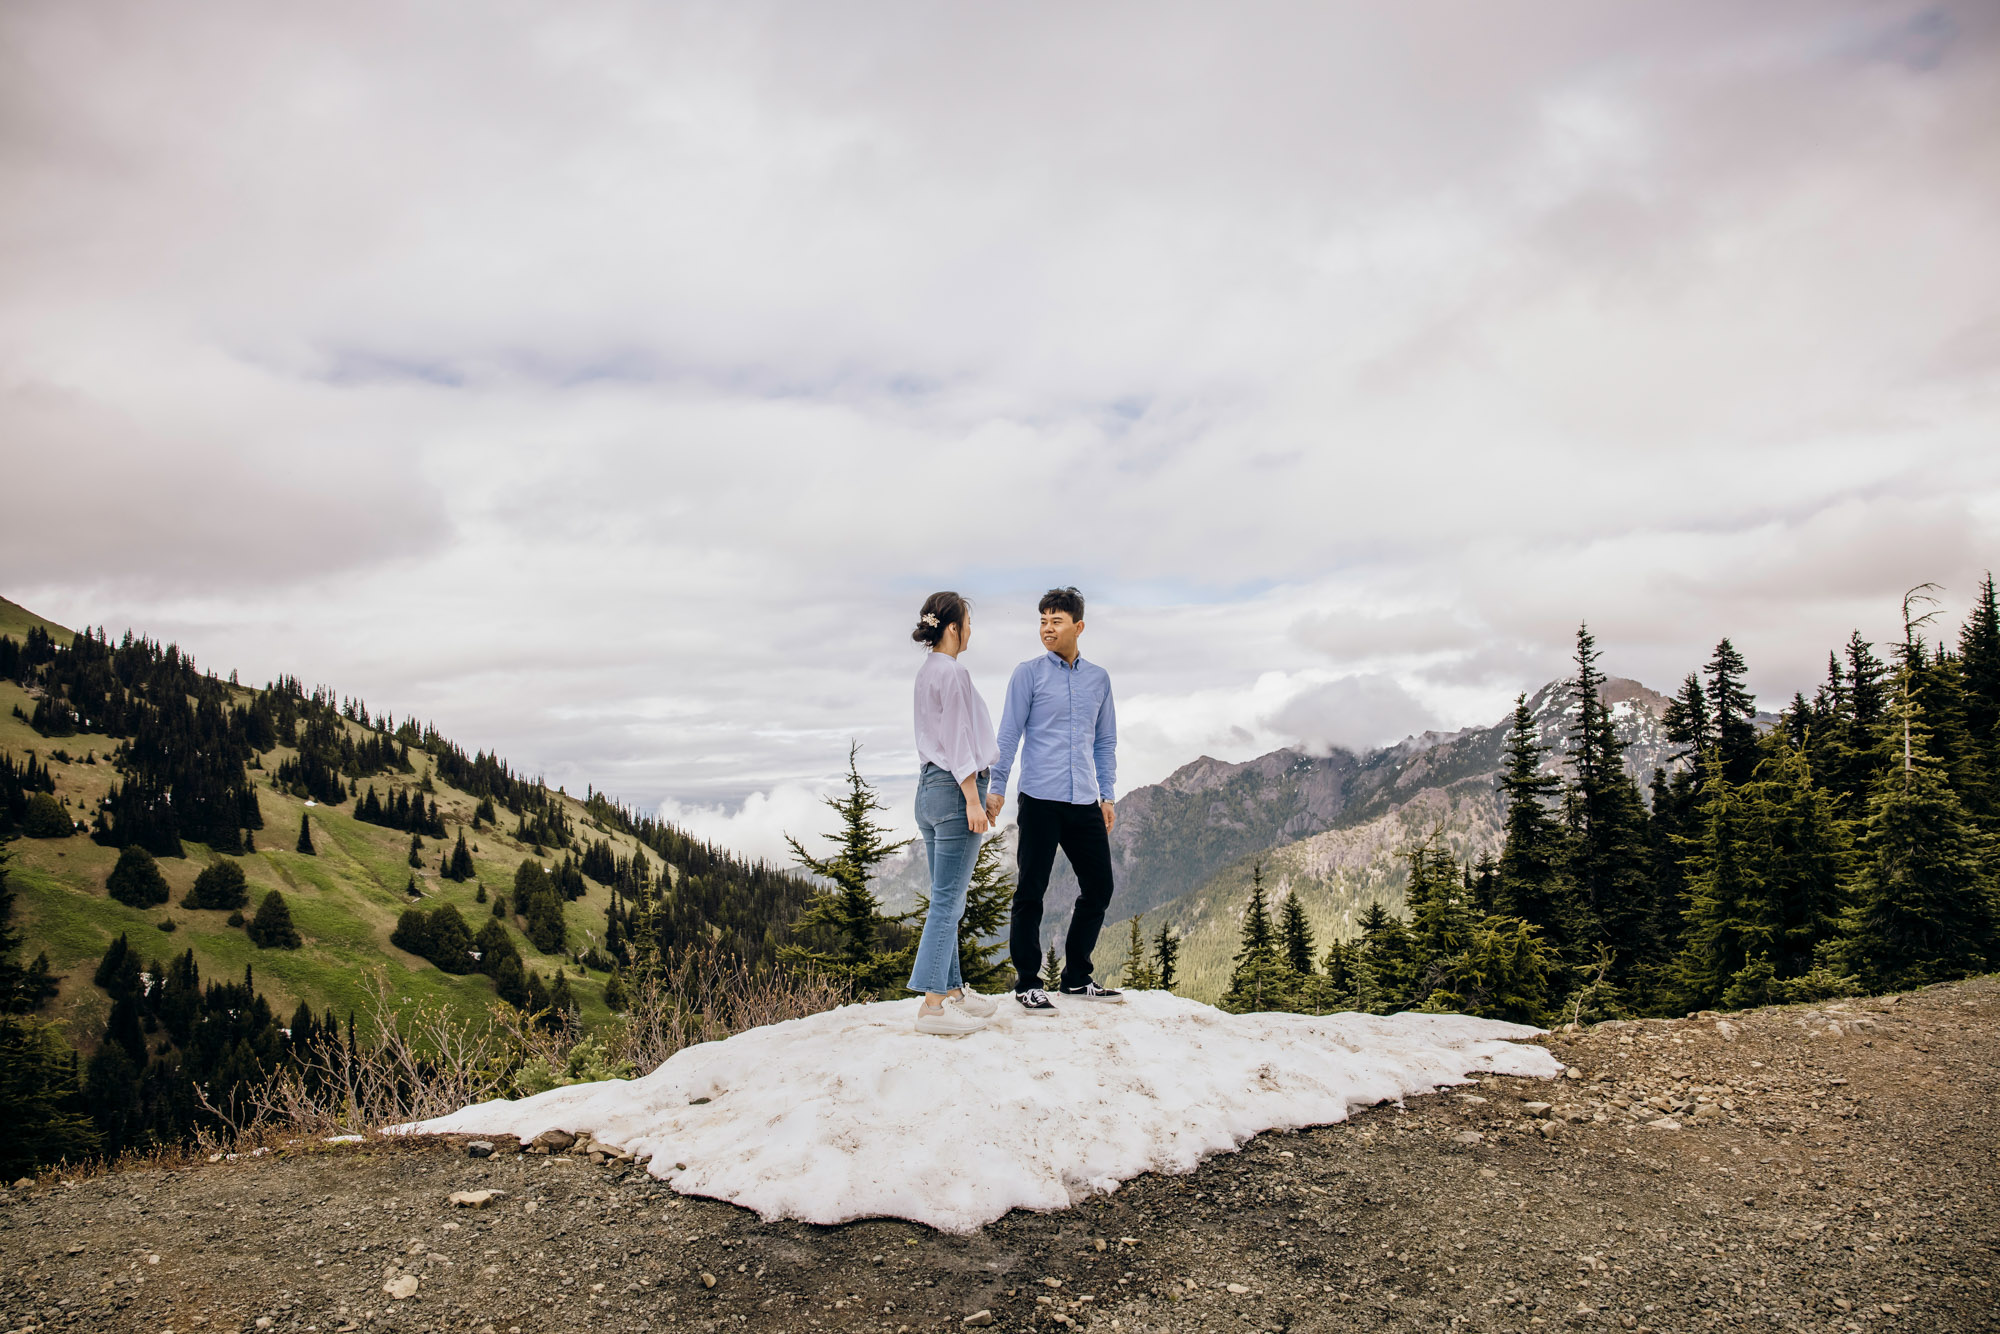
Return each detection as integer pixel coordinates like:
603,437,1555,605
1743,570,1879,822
4,978,1998,1334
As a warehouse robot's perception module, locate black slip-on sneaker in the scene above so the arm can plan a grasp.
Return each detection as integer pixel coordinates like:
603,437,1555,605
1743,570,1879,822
1059,980,1125,1003
1014,987,1059,1015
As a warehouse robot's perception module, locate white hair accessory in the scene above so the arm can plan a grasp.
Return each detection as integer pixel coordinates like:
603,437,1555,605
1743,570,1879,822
921,613,939,627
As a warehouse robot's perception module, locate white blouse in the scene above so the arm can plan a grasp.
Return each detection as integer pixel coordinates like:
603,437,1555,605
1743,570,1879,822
913,651,999,783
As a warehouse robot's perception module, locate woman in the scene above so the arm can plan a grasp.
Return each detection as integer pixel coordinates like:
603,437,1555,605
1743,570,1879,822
908,591,1001,1035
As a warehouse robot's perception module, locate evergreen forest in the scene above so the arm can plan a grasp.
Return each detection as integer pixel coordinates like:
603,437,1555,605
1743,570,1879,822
1213,582,2000,1024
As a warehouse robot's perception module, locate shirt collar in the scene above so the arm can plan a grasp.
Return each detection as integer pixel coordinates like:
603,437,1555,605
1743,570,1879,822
1044,649,1085,671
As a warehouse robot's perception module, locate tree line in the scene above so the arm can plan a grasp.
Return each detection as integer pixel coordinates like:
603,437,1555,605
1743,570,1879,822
1216,580,2000,1023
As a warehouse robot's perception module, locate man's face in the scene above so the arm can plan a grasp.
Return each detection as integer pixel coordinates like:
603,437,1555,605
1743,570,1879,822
1039,610,1082,658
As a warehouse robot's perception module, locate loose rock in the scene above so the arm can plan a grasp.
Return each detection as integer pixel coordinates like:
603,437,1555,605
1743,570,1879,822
963,1310,995,1326
449,1190,503,1208
466,1141,494,1159
382,1274,419,1300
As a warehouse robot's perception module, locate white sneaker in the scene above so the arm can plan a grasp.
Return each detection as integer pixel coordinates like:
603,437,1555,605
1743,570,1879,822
916,1001,988,1036
949,990,998,1018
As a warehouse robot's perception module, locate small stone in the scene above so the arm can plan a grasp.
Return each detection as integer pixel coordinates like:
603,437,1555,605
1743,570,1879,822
1119,1237,1139,1246
1564,1067,1582,1080
1478,1167,1498,1179
963,1311,995,1327
1041,1277,1063,1289
1692,1104,1725,1122
523,1201,539,1214
699,1271,717,1288
1536,1121,1562,1139
1453,1131,1483,1146
1225,1283,1251,1295
383,1274,420,1300
449,1190,503,1208
66,1243,85,1255
1646,1117,1682,1131
1715,1020,1739,1041
531,1129,576,1151
1093,1238,1106,1251
466,1141,495,1159
255,1319,274,1331
1522,1102,1552,1118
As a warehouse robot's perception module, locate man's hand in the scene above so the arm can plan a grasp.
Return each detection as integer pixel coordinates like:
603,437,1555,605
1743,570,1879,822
985,792,1004,823
1101,800,1116,832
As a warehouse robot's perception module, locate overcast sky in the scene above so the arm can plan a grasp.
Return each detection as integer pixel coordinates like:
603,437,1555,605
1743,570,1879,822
4,1,1997,861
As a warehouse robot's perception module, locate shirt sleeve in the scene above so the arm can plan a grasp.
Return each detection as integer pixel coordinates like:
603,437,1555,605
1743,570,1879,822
943,668,990,785
1093,671,1118,802
989,662,1032,799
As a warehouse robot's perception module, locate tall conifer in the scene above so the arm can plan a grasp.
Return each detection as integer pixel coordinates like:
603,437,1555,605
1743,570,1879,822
778,744,911,996
1492,695,1574,951
1278,890,1315,975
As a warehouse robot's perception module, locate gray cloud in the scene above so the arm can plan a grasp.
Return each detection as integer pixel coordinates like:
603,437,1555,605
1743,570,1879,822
3,0,1997,837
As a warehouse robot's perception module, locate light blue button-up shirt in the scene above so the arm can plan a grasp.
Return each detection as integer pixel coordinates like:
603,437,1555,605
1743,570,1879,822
990,651,1118,806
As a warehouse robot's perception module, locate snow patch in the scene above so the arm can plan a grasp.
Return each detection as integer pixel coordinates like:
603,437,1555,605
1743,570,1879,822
399,993,1557,1233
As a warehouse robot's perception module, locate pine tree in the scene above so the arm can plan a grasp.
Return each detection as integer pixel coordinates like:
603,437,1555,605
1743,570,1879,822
246,890,302,949
1844,694,1997,990
182,859,249,911
778,744,912,996
1221,864,1291,1013
1278,890,1315,975
1751,739,1851,980
1042,942,1064,992
425,903,475,973
408,832,423,868
1120,916,1159,990
295,814,315,856
1562,625,1655,977
1152,920,1180,993
1662,673,1711,769
1355,901,1415,1012
602,970,629,1012
1960,573,2000,768
1705,638,1759,785
492,951,529,1010
1678,761,1767,1007
1405,838,1470,1001
1492,695,1575,952
445,829,476,882
105,845,170,908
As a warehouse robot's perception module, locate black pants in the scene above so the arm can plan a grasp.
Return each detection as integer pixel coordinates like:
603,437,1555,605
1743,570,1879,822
1010,793,1116,992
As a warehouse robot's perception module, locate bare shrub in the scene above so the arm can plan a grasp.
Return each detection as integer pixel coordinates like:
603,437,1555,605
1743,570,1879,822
611,948,849,1073
201,952,846,1148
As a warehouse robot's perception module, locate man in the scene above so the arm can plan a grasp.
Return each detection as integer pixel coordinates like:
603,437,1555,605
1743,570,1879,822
985,586,1124,1013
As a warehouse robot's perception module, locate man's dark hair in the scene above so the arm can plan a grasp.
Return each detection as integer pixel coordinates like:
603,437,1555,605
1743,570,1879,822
1037,587,1085,621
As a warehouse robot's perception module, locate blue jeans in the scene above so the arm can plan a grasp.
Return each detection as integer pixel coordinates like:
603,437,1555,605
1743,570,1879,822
908,764,987,995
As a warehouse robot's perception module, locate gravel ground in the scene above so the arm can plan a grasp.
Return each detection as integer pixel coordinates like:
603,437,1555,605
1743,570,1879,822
4,978,1997,1334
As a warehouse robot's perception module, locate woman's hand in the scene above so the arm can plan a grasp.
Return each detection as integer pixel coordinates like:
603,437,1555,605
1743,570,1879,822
958,774,991,833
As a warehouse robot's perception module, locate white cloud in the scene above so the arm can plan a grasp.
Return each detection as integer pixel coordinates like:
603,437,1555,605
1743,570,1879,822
5,1,1999,842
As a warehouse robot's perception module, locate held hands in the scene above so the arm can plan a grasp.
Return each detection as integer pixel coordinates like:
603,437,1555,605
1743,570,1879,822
984,792,1004,823
966,797,991,834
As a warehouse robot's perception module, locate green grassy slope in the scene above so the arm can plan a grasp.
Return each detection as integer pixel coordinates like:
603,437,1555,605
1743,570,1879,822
1,625,678,1048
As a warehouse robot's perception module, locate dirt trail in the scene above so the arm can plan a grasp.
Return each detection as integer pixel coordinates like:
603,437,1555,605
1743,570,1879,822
4,979,1998,1334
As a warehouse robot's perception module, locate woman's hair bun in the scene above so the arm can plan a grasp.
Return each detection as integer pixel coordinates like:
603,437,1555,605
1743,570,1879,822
912,591,969,645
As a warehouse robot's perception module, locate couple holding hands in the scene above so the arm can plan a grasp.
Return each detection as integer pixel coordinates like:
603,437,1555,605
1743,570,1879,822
907,586,1125,1036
